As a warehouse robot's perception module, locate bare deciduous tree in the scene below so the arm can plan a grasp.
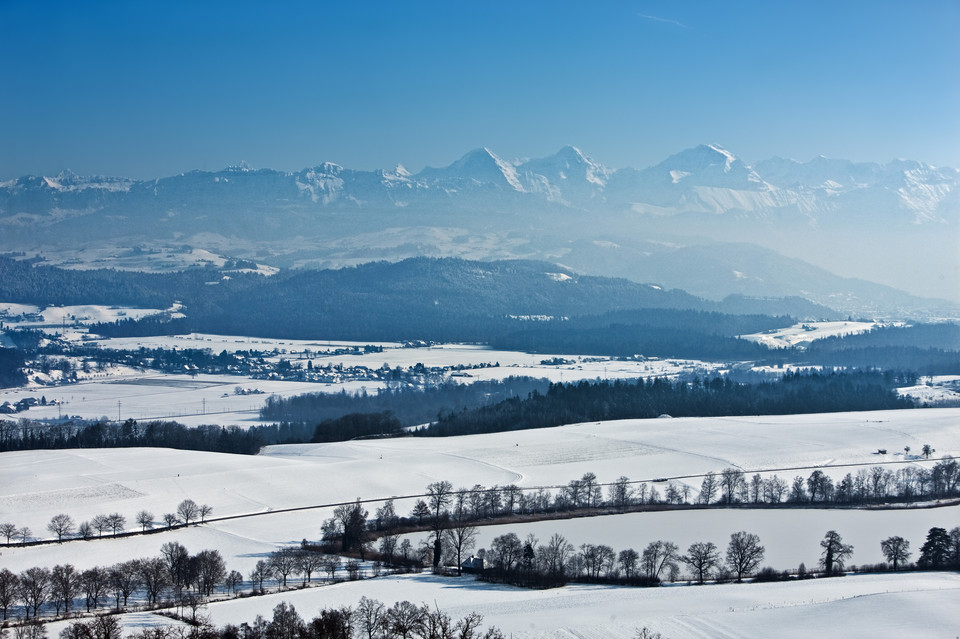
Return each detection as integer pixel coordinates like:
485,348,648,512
109,561,140,608
0,568,18,620
641,540,678,580
0,522,17,543
176,499,200,525
137,557,168,606
136,510,154,531
106,513,126,535
81,566,109,611
443,507,478,576
78,521,94,539
880,536,911,570
91,514,110,537
268,548,299,587
249,560,273,593
682,542,720,584
225,570,244,594
50,564,81,615
19,566,50,618
356,596,387,639
820,530,854,575
47,514,75,542
295,549,325,584
726,532,765,582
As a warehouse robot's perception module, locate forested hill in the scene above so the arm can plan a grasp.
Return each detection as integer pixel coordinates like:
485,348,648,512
421,371,916,438
0,256,828,348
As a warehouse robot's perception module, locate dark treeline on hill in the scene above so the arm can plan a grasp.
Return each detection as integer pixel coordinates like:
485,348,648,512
3,255,818,345
421,371,916,437
810,323,960,351
492,324,770,360
801,323,960,375
260,377,549,429
489,308,789,359
0,254,262,310
0,419,267,454
802,346,960,376
2,371,915,454
309,412,404,442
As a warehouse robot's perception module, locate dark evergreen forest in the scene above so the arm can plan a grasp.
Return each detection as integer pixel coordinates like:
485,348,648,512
260,377,549,428
0,348,27,387
800,324,960,374
2,255,803,351
421,371,916,437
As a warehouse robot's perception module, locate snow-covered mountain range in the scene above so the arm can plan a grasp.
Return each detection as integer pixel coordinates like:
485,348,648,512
2,145,957,317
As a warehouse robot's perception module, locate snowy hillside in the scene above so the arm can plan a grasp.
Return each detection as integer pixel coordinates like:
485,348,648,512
2,408,959,639
3,407,957,561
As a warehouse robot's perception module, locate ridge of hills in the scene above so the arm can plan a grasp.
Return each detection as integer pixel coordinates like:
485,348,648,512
0,255,826,346
2,144,957,318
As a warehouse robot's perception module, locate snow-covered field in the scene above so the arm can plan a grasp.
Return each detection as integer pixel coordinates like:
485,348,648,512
0,373,361,424
0,302,176,329
899,375,960,406
198,571,960,639
741,321,879,349
1,408,958,638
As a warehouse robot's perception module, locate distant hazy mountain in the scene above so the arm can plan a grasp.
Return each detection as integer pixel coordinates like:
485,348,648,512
1,145,957,318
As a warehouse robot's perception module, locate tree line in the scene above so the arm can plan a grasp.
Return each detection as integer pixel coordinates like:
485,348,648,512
0,541,232,622
471,525,960,589
382,461,959,536
3,370,915,455
322,489,959,589
797,323,960,375
43,597,508,639
0,420,267,455
1,500,212,547
259,377,549,431
319,477,960,586
421,371,915,437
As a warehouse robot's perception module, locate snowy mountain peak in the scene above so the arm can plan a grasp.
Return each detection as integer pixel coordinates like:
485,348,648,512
704,144,737,171
647,144,767,189
35,169,133,192
518,145,612,191
419,147,525,192
307,162,343,175
225,161,252,173
554,144,589,162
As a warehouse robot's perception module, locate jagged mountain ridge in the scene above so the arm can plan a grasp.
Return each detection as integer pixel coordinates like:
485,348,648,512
1,144,957,316
3,144,955,222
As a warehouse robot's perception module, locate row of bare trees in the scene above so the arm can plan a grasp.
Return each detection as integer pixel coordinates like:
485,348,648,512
0,543,230,622
9,595,508,639
391,460,958,539
696,459,958,506
474,529,769,587
2,500,212,546
473,526,960,589
226,598,505,639
248,547,361,592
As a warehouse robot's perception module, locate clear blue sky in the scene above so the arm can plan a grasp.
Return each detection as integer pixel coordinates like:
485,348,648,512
2,0,958,179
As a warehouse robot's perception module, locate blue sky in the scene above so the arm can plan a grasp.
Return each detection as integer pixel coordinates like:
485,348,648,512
2,0,958,179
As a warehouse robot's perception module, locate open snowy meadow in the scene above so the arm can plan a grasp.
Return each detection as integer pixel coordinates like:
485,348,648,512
2,407,959,638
